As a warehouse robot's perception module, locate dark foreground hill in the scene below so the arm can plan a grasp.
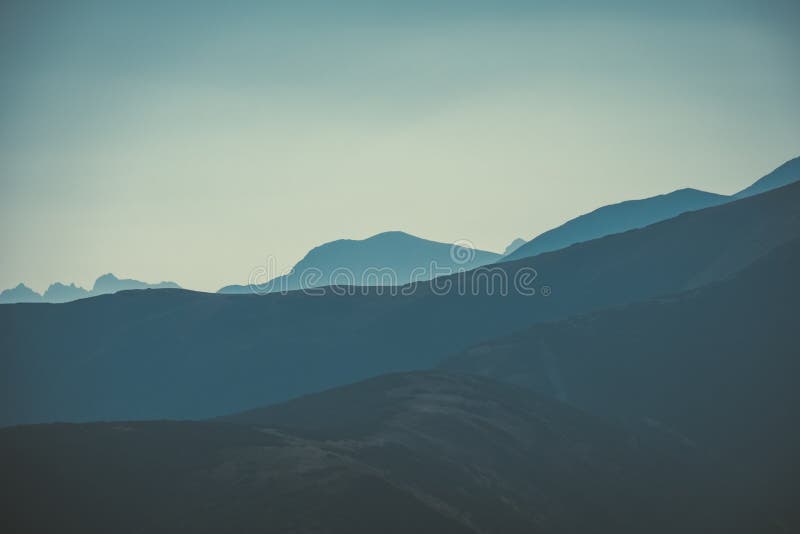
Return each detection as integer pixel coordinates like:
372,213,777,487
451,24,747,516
444,238,800,529
0,372,773,534
2,183,800,425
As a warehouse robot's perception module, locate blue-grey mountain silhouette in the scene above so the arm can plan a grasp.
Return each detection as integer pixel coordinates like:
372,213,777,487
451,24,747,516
733,154,800,198
43,282,91,303
505,155,800,261
503,188,728,261
2,180,799,427
92,273,180,294
0,273,181,304
0,283,42,304
0,372,772,534
502,237,526,255
218,231,500,294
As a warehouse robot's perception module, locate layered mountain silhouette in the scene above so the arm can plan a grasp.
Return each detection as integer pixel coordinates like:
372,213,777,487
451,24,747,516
2,181,799,426
505,155,800,261
1,372,772,534
218,231,500,294
4,154,800,533
443,237,800,529
0,273,180,304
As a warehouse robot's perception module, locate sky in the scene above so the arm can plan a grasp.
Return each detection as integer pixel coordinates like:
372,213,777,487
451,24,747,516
1,0,799,293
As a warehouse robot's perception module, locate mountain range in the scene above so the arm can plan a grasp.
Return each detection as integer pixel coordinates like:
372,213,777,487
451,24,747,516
0,273,181,304
3,180,799,427
504,155,800,261
6,158,796,301
218,231,500,294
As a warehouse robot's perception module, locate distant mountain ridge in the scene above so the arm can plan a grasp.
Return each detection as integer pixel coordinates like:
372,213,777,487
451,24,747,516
219,230,500,294
505,155,800,261
91,273,180,294
43,282,91,304
0,284,42,304
503,188,728,261
0,273,181,304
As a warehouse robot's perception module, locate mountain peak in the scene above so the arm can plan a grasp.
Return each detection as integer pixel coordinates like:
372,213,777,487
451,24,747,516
503,238,526,256
94,273,119,283
220,231,501,293
365,230,416,241
43,282,91,303
668,187,713,196
0,283,43,304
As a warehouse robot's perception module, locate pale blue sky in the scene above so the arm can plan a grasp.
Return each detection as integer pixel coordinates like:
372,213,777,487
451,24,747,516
1,1,798,292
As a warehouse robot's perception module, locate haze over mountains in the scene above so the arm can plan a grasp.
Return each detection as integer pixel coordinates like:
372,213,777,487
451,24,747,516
504,155,800,261
218,231,500,294
3,157,800,533
4,158,796,301
3,0,799,528
0,273,181,304
3,179,799,427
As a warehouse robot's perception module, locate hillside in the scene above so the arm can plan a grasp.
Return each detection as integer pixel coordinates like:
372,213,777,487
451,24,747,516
0,372,772,534
444,238,800,529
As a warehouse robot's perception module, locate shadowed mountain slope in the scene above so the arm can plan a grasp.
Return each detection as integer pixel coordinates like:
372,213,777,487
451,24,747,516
505,155,800,261
2,182,799,425
218,231,500,294
443,238,800,529
0,372,773,534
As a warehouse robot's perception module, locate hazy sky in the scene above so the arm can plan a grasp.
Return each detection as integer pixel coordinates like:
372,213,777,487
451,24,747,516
1,1,798,292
